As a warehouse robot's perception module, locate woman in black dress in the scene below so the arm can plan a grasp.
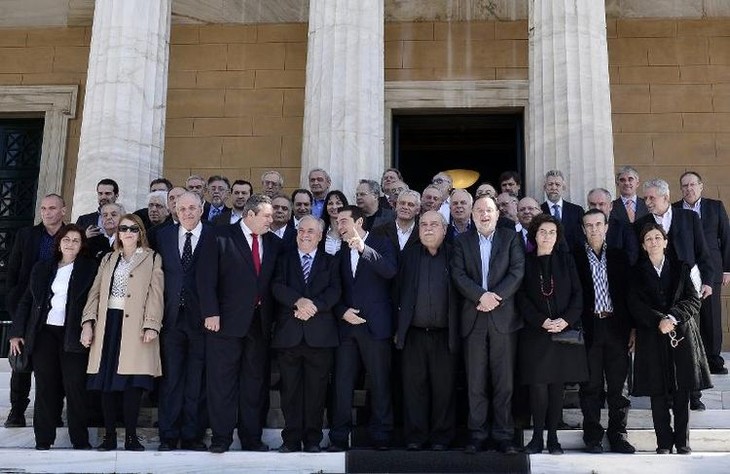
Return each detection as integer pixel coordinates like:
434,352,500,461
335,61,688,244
517,214,588,454
629,223,711,454
81,214,163,451
9,224,98,450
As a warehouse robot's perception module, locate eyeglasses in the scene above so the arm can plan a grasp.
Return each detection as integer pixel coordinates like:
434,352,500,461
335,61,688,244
119,225,141,233
669,330,684,348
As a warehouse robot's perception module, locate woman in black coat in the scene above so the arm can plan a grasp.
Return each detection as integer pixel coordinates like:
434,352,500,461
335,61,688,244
629,223,711,455
8,224,99,450
517,214,588,454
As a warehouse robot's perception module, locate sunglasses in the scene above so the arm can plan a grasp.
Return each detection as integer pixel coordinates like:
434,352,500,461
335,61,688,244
119,225,141,233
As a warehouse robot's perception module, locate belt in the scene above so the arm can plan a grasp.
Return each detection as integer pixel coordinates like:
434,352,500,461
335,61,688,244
594,311,613,319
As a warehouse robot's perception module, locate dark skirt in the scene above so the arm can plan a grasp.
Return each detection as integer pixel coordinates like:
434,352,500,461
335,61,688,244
87,308,153,393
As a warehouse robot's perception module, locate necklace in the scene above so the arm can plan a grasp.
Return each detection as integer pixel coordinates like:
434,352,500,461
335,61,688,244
539,273,554,297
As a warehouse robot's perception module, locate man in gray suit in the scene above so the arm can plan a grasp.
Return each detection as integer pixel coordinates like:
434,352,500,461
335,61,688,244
451,194,525,455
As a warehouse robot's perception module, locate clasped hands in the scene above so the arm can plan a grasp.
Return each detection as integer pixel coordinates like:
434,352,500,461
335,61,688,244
477,292,502,313
542,317,569,333
294,298,318,321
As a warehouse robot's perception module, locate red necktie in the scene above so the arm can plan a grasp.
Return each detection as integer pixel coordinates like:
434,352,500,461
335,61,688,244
251,233,261,275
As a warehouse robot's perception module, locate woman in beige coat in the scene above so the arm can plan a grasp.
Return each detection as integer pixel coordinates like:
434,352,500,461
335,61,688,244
80,214,163,452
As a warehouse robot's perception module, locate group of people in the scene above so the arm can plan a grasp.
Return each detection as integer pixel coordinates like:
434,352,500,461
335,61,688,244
3,164,728,457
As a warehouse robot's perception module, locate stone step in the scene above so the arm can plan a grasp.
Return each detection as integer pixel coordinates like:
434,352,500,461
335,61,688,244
0,427,331,450
522,429,730,452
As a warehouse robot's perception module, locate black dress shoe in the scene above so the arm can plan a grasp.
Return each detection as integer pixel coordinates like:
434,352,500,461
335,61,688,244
158,439,178,451
303,443,321,453
547,442,563,455
180,439,207,451
524,438,544,454
124,435,145,451
464,443,479,455
430,443,447,451
327,443,347,452
96,435,117,451
406,443,422,451
690,399,706,411
209,443,228,454
35,444,51,451
278,444,302,453
242,441,269,452
710,367,728,375
676,446,692,455
610,439,636,454
584,442,603,454
656,447,672,454
498,441,519,455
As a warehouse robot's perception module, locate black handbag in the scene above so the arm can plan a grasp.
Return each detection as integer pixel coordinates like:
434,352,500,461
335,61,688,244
8,350,32,373
551,328,585,345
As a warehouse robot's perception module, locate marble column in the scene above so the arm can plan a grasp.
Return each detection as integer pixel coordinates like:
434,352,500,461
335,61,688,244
73,0,171,218
527,0,614,204
300,0,384,200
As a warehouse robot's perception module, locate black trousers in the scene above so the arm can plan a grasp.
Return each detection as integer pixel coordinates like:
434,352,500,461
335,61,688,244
650,390,690,450
158,309,206,442
278,344,333,447
206,317,267,448
401,328,456,446
32,325,89,447
329,324,393,446
579,320,630,445
699,282,724,370
464,320,517,442
529,383,563,441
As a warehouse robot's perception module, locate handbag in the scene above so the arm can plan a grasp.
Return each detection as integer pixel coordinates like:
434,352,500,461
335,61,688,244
551,328,585,345
8,350,32,373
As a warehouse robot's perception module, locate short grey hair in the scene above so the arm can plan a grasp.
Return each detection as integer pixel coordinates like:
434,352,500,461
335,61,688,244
397,189,421,208
298,214,325,232
358,179,381,196
147,190,168,205
587,187,612,201
544,169,565,181
643,178,670,197
616,165,639,182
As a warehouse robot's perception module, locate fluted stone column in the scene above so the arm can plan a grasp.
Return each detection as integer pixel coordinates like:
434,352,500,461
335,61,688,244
300,0,384,199
73,0,171,218
528,0,614,203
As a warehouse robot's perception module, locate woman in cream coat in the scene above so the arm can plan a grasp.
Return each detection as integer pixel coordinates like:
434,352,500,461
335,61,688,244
81,214,163,451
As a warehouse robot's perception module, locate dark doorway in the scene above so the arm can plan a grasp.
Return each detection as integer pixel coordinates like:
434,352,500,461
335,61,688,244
0,118,44,356
393,112,524,195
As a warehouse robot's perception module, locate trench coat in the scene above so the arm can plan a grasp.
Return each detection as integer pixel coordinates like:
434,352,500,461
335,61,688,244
81,248,163,376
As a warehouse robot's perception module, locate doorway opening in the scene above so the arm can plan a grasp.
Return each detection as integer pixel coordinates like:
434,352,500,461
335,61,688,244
392,112,524,195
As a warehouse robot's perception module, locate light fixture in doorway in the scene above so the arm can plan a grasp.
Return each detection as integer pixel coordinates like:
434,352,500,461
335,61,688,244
444,169,480,189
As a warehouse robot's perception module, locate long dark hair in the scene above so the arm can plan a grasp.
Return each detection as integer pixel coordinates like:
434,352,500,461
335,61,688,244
53,224,89,262
322,190,349,234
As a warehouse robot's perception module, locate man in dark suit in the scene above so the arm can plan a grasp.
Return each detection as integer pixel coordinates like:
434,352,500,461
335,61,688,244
355,179,396,231
328,205,397,451
213,179,252,226
4,194,66,427
197,194,282,453
635,178,714,410
609,166,648,225
587,188,640,265
271,215,340,453
156,192,212,452
374,189,420,254
76,178,119,239
540,169,584,248
451,195,525,454
673,171,730,375
574,209,635,454
396,210,459,451
202,175,231,224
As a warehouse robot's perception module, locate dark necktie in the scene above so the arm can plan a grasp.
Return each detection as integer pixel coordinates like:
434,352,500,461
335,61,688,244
301,253,312,283
251,233,261,275
181,232,193,271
